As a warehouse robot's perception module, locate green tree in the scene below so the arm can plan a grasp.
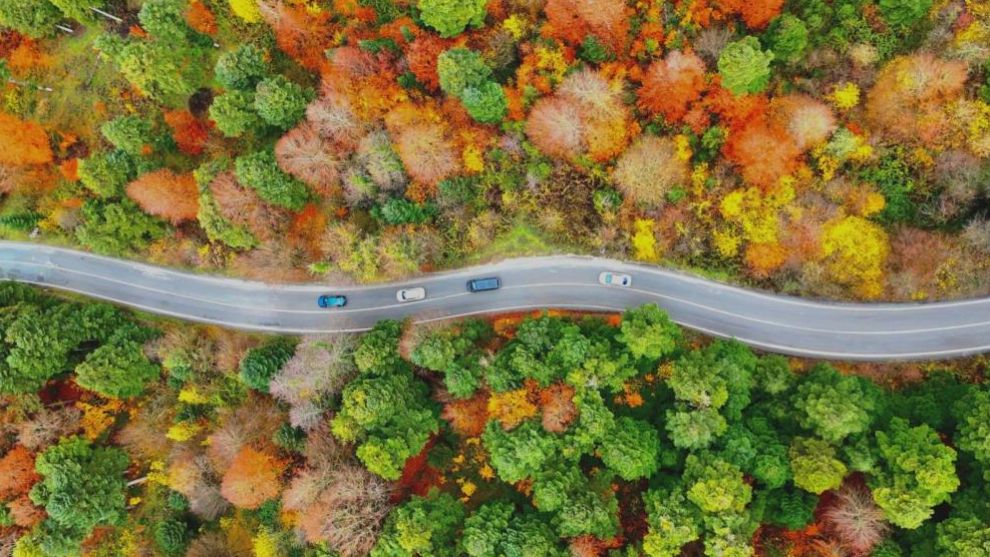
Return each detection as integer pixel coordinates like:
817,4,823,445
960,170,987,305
331,368,439,480
437,48,505,124
461,81,507,124
953,388,990,467
215,44,270,90
684,453,752,514
642,487,702,557
878,0,932,28
666,406,728,450
239,339,295,392
139,0,203,43
717,36,774,95
617,304,681,361
871,418,959,529
760,487,818,530
753,354,794,395
789,437,847,494
75,199,167,255
793,365,878,443
461,503,564,557
1,302,123,394
75,327,160,398
0,0,62,38
153,518,189,556
411,321,490,399
78,150,136,198
599,417,662,480
94,34,207,101
27,437,129,556
764,14,809,63
234,150,310,210
100,116,155,157
483,420,559,483
936,517,990,556
209,90,264,137
372,490,465,557
437,48,492,97
253,76,312,129
719,418,791,489
354,319,407,375
417,0,487,38
49,0,103,25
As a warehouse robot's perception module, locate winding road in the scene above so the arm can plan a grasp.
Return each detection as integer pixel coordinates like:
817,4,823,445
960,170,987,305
1,241,988,361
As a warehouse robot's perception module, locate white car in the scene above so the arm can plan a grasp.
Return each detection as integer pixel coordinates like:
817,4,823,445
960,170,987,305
599,272,632,287
396,287,427,302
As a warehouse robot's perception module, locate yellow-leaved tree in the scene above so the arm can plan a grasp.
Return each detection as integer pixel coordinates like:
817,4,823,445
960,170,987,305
229,0,261,22
820,216,889,299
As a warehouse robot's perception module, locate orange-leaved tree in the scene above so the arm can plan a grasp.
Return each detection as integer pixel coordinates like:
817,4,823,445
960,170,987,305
638,50,708,123
0,112,53,166
715,0,785,29
220,445,285,509
0,445,39,500
126,169,200,224
865,53,968,146
544,0,630,54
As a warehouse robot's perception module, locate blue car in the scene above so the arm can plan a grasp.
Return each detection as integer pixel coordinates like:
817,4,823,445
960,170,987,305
317,295,347,308
467,277,501,292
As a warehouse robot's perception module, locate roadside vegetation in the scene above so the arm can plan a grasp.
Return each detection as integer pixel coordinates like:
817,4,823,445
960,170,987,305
0,285,989,556
0,0,988,298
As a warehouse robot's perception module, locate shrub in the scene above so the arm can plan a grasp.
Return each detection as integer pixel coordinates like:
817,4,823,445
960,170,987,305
718,36,774,95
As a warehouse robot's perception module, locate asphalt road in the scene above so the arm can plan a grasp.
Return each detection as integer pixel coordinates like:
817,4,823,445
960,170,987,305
1,241,988,361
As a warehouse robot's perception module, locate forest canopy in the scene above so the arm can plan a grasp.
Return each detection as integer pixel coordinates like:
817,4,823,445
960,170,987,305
0,284,988,556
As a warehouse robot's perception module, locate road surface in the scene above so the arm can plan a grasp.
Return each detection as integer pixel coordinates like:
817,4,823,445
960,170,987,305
1,241,988,361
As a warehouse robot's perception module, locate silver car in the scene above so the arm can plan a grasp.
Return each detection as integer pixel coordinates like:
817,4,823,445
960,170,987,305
396,287,427,302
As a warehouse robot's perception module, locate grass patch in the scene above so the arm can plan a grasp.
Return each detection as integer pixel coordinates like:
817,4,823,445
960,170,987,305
463,220,564,264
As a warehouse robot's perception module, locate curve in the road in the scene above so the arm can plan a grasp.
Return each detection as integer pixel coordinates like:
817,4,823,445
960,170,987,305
1,241,988,361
